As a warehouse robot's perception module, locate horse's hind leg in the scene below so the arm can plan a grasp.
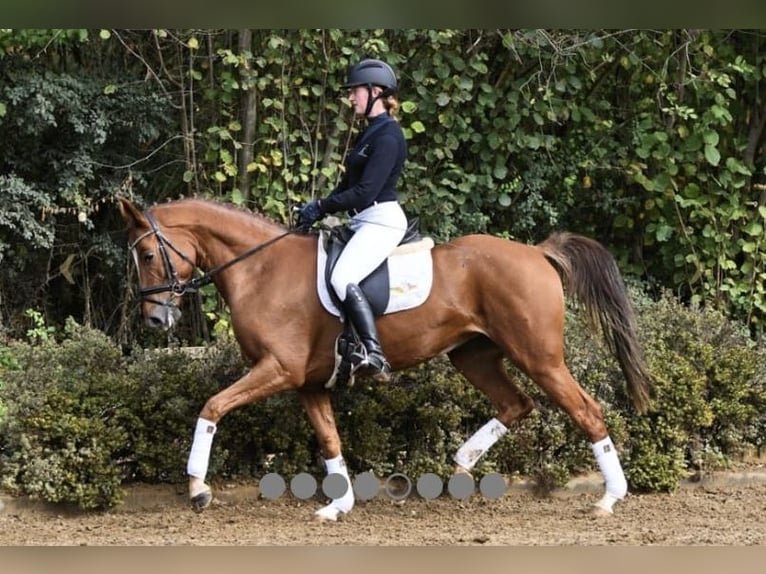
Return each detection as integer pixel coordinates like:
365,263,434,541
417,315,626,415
453,335,627,515
447,337,535,472
296,388,355,522
523,359,627,515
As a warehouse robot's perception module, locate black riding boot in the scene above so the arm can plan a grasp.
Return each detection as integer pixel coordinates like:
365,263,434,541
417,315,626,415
343,284,392,382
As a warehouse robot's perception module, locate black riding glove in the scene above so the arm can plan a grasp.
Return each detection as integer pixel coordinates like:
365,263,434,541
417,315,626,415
298,200,323,228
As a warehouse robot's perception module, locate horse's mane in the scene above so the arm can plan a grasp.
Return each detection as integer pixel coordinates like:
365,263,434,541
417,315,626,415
152,197,288,233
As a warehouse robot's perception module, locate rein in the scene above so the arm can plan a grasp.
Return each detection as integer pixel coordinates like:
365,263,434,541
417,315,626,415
130,209,294,304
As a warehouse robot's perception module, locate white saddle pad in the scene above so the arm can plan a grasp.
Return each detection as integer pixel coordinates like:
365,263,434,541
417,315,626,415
316,231,435,318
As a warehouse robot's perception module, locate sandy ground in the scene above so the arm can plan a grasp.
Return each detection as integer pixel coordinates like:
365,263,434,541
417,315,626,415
2,470,766,546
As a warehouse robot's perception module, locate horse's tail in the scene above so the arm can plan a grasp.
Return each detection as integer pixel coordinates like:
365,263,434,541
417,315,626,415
538,232,652,413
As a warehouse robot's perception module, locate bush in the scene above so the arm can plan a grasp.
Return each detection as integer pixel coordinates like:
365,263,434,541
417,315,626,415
625,290,766,491
0,319,132,509
119,347,218,484
122,339,318,481
0,343,16,423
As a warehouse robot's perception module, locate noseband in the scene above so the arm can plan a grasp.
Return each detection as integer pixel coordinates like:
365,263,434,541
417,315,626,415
129,209,293,307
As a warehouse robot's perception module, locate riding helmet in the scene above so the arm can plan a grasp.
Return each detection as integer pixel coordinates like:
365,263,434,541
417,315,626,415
341,59,398,94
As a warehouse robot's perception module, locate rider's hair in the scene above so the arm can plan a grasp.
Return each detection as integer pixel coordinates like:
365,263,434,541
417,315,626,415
382,95,400,120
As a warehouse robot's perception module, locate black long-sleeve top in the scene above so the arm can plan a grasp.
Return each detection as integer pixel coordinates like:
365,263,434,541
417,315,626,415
319,113,407,216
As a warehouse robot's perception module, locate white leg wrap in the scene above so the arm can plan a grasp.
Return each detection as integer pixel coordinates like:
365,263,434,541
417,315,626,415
591,436,627,512
187,417,217,479
453,417,509,471
314,454,355,521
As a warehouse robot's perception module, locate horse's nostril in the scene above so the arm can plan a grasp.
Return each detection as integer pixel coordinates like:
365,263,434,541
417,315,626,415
146,316,164,329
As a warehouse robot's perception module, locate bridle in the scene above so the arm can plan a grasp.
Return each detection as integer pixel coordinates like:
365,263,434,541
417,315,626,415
129,209,293,307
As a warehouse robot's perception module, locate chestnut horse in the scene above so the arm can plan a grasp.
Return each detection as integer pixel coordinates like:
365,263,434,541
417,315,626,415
118,196,651,520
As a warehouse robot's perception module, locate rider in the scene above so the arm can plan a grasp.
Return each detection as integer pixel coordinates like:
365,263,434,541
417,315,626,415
298,58,408,382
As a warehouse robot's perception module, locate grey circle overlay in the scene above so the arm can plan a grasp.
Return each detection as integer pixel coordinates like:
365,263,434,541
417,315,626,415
290,472,317,500
261,471,504,502
479,472,507,500
447,473,475,500
416,473,443,500
353,471,380,501
322,473,349,499
259,472,286,500
384,473,412,500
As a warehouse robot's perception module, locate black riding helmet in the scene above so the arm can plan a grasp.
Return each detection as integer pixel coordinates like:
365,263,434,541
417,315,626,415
341,58,398,117
341,58,398,93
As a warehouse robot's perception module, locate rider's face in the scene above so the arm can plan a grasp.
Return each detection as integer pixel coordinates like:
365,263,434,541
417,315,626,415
347,85,382,116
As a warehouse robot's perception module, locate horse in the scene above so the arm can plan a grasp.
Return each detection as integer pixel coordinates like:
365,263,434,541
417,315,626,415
118,196,652,521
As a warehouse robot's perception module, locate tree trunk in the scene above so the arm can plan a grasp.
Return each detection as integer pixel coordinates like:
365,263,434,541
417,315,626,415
237,29,257,203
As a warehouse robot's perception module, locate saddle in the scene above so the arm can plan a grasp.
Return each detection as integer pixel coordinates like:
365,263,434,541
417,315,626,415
319,218,434,388
322,218,423,316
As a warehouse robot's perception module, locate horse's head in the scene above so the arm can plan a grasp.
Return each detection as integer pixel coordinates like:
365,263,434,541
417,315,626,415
118,197,199,330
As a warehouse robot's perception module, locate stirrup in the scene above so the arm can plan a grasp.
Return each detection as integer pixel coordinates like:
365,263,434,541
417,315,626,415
326,334,354,389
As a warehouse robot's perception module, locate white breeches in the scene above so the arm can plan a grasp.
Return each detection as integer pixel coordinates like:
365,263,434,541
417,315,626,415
330,201,407,301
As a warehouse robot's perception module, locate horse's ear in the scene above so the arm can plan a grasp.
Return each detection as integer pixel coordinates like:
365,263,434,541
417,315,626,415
117,196,147,229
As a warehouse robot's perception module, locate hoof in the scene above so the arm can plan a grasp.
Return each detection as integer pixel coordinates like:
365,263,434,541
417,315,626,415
190,488,213,513
453,465,472,476
313,504,346,523
590,492,620,517
590,504,614,517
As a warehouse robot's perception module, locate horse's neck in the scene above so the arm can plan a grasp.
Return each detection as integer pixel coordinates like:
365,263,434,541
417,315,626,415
156,199,285,282
169,202,284,270
199,224,278,269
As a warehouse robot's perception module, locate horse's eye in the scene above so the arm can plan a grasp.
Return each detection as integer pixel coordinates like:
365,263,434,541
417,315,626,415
142,251,155,264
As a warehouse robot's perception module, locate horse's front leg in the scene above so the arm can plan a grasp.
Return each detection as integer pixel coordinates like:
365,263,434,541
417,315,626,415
297,388,355,522
187,355,299,512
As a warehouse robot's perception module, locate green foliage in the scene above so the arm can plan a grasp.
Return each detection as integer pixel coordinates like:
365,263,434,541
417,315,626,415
579,31,766,332
625,290,766,491
122,340,248,482
0,175,54,257
0,69,173,223
0,29,90,58
23,308,56,342
229,392,316,478
0,342,16,424
0,319,130,509
123,339,316,481
0,54,176,341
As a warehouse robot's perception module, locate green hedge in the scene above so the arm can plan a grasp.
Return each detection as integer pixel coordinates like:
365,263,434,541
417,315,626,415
0,319,130,509
1,289,764,509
